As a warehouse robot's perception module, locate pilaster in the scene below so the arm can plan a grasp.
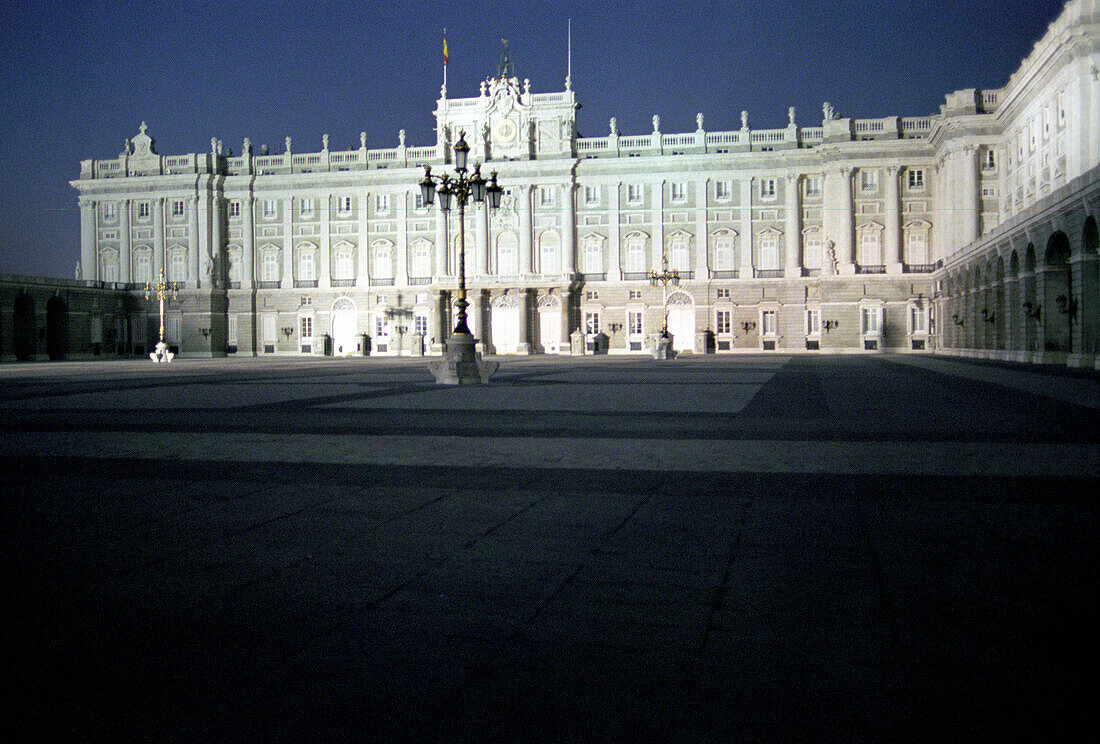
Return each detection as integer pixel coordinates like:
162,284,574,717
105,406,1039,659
784,174,801,276
885,165,902,273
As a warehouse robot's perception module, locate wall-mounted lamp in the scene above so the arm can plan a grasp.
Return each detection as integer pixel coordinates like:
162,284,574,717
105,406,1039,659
952,313,965,327
1055,295,1078,321
282,326,294,340
981,309,995,324
608,322,623,334
740,320,756,333
822,319,839,333
1023,302,1041,320
199,327,211,338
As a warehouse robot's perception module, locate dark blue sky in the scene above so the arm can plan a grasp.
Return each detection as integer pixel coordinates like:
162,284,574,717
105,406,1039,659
0,0,1068,278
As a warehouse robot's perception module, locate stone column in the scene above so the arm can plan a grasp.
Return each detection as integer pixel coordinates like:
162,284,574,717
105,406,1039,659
739,178,754,277
654,180,666,271
282,196,294,287
153,198,165,280
695,179,709,279
242,195,254,288
784,174,801,277
520,185,534,276
435,208,448,276
884,165,902,273
210,194,222,287
836,167,854,273
516,290,530,354
476,199,489,277
358,193,370,282
608,182,622,281
119,199,132,283
188,196,199,287
561,182,575,274
395,191,409,285
79,200,96,281
1003,275,1019,353
319,194,331,289
198,193,212,288
965,145,981,246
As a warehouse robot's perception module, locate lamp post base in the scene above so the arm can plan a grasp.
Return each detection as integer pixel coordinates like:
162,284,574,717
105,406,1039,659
653,333,676,360
428,332,499,385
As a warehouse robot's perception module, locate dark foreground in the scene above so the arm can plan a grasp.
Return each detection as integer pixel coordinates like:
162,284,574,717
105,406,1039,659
1,353,1097,742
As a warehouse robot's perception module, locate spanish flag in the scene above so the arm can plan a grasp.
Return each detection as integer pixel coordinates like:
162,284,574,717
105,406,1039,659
443,31,449,66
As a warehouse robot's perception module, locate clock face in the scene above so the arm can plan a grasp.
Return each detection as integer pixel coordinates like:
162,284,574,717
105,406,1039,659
493,119,516,144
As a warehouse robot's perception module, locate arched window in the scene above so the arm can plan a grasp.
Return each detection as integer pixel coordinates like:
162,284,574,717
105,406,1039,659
410,240,432,278
497,232,518,276
260,248,279,282
133,249,152,284
539,231,560,275
713,231,735,271
625,233,647,273
333,242,355,281
372,240,394,279
583,235,603,274
167,247,187,283
669,232,690,272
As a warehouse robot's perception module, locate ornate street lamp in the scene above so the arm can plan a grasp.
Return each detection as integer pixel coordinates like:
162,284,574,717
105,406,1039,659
648,253,680,359
144,269,178,362
421,131,503,384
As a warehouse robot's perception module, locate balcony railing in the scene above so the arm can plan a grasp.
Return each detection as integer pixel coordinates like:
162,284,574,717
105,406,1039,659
294,279,318,288
331,278,356,287
257,281,280,289
710,270,739,279
856,264,886,274
755,269,784,279
408,277,431,285
903,263,937,273
622,272,649,281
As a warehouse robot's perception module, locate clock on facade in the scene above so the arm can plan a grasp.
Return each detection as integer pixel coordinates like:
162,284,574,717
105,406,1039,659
493,118,517,144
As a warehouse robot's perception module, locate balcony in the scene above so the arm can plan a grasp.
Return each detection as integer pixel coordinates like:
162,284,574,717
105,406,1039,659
856,265,886,275
903,263,937,273
755,269,784,279
408,277,431,285
622,272,649,281
257,281,281,289
710,270,739,279
331,278,356,287
294,279,318,288
579,273,607,282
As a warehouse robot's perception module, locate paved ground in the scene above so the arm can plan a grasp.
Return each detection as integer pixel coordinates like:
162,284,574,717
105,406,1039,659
1,353,1097,742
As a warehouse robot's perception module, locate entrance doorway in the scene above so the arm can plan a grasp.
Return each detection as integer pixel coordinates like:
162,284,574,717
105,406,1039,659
491,295,520,354
666,292,695,352
331,298,358,355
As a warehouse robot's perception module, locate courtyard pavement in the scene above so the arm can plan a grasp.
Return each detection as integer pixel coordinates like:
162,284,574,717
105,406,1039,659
1,353,1097,742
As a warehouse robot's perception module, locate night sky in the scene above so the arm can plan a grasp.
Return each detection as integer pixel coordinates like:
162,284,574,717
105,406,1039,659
0,0,1068,278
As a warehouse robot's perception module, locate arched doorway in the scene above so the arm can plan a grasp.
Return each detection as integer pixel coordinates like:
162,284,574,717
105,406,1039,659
1043,232,1072,353
46,295,69,361
491,294,521,354
666,291,695,352
13,292,36,361
331,298,358,355
537,294,562,354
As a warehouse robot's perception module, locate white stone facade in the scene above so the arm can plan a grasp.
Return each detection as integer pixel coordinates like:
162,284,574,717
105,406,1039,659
71,0,1100,361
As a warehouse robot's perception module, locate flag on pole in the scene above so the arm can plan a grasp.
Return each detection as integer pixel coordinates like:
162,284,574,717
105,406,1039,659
443,31,449,66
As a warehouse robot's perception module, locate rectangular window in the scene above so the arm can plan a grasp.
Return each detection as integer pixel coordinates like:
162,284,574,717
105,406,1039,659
804,236,822,269
806,308,821,335
760,179,776,199
862,307,882,334
103,203,117,220
540,187,556,206
628,310,643,335
229,201,241,218
860,169,878,191
261,252,279,282
626,184,642,204
301,198,314,217
415,314,428,336
982,149,996,169
1057,90,1066,126
670,182,687,202
339,196,353,214
584,186,599,205
585,290,599,301
376,194,390,212
716,288,730,299
715,181,731,201
300,316,313,338
804,177,822,197
414,193,424,209
716,310,731,334
584,311,600,335
172,200,185,217
264,199,277,218
910,306,928,333
761,310,778,336
138,202,150,219
628,289,642,300
907,170,924,190
759,235,779,270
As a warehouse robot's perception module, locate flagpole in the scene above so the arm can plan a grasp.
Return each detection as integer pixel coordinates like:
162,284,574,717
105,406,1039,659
443,28,448,92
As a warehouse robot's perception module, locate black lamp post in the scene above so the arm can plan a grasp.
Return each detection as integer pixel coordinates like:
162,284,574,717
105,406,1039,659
420,131,503,384
648,253,680,338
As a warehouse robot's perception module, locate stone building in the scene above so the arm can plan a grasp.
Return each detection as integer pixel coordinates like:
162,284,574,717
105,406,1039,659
9,0,1095,365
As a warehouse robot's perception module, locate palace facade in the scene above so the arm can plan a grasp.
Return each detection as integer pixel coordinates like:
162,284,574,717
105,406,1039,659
57,0,1099,364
